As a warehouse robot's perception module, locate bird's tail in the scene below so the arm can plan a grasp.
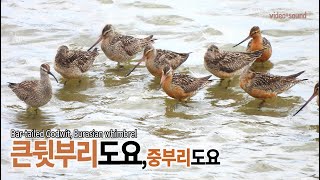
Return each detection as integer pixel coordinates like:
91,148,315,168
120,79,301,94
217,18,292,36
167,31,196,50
91,47,99,57
250,47,267,59
288,71,305,79
198,75,214,90
201,75,214,83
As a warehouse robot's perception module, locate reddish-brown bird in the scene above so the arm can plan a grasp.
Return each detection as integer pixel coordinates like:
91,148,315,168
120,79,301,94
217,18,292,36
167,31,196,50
240,69,307,99
233,26,272,63
160,65,212,101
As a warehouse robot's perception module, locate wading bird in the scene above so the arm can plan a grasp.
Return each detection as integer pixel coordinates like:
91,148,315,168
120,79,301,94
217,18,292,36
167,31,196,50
8,64,58,109
160,65,212,101
126,44,191,77
88,24,155,67
240,69,307,103
54,45,99,79
233,26,272,63
204,44,264,79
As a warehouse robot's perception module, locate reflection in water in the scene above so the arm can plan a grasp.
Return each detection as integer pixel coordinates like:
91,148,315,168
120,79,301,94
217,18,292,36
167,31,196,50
237,96,302,117
163,98,205,119
250,61,274,73
206,81,245,107
55,77,95,103
309,125,320,133
103,65,135,87
309,125,319,142
152,127,195,140
14,109,57,130
217,77,240,89
147,77,160,91
59,76,95,91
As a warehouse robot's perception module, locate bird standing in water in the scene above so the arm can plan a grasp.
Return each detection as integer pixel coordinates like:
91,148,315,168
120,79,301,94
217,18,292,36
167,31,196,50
54,45,99,79
126,44,191,77
8,64,58,110
240,69,307,103
293,82,319,116
88,24,155,67
160,65,212,101
233,26,272,63
204,44,264,79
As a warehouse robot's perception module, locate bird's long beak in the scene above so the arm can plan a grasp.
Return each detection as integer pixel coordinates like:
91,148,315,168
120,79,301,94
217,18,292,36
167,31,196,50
233,36,251,48
160,75,166,88
125,58,145,77
48,71,59,83
88,36,102,51
293,91,318,116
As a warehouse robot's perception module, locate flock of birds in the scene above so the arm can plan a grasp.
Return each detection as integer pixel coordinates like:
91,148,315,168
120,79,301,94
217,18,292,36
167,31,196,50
8,24,319,116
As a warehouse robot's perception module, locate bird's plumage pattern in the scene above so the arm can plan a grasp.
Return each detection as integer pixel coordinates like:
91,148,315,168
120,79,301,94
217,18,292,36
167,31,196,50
161,64,212,101
171,74,212,93
8,64,55,108
240,70,307,99
54,46,98,78
100,26,155,63
247,37,272,52
9,81,39,101
155,49,190,69
204,45,263,79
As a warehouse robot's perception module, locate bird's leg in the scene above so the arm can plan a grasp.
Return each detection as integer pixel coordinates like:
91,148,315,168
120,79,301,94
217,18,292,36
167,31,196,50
172,101,179,110
117,62,124,69
225,79,232,89
180,102,191,108
219,79,224,85
258,100,265,109
64,80,68,86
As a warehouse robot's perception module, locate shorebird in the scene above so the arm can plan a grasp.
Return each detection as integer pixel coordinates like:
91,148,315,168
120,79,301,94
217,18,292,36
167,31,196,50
54,45,99,79
88,24,155,67
293,82,319,116
160,65,212,101
126,44,191,77
204,44,264,79
233,26,272,63
8,64,58,109
240,69,307,101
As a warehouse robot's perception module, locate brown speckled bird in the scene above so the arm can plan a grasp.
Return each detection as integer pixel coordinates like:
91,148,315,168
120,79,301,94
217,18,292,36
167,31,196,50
233,26,272,63
88,24,155,66
293,82,319,116
126,44,191,77
160,65,212,101
54,45,99,79
204,44,264,79
8,64,58,109
240,69,307,100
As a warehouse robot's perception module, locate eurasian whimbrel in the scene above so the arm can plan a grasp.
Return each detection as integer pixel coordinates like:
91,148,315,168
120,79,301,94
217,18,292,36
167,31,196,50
8,64,58,109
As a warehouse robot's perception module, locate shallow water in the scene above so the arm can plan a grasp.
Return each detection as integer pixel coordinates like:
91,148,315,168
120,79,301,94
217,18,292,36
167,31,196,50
1,0,319,179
